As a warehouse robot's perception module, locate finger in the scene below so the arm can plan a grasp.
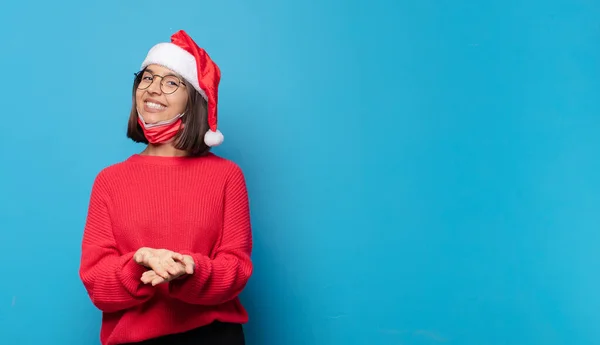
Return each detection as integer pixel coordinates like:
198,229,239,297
153,266,169,279
164,262,177,275
134,248,147,262
169,251,184,262
134,251,145,263
166,257,184,276
182,261,193,274
141,270,155,284
142,269,155,278
169,259,184,273
143,252,154,265
151,276,166,286
183,257,195,274
174,262,189,275
166,261,183,276
175,256,191,274
149,258,169,279
164,256,176,267
141,271,155,284
138,252,147,264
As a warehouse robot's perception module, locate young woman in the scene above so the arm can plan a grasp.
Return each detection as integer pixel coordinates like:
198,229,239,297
79,30,253,345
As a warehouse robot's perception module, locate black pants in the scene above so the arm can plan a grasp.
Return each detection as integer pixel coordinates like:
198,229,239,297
124,322,245,345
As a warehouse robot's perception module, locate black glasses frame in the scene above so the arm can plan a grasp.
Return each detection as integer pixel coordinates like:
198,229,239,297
134,70,187,95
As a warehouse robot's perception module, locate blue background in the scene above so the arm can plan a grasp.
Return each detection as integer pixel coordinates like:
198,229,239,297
1,0,600,344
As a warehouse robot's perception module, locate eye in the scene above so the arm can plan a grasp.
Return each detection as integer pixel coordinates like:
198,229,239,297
141,71,154,80
163,76,181,87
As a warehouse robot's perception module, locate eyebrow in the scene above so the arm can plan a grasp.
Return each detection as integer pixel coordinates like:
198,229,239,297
144,68,182,79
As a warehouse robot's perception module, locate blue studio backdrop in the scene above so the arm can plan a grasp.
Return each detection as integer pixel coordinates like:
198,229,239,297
1,1,600,344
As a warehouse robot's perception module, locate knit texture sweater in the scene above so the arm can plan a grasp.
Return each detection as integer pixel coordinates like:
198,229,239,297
79,153,253,345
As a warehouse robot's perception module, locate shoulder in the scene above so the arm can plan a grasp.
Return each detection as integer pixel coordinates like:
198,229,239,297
201,154,248,190
88,158,137,196
93,159,131,183
202,153,246,177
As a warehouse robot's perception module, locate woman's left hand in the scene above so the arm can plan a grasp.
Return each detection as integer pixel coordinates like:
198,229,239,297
141,255,195,286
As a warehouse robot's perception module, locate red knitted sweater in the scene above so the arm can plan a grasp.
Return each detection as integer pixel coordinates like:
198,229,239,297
79,153,253,345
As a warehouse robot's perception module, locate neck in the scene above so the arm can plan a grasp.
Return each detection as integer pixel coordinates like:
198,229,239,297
141,143,189,157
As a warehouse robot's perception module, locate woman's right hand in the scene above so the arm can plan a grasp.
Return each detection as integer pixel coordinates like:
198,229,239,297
140,255,195,286
133,247,185,280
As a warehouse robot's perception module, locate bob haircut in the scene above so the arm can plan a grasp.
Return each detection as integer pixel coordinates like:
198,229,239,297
126,68,211,156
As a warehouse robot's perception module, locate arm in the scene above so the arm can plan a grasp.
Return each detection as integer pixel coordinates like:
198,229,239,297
79,173,155,313
168,165,253,305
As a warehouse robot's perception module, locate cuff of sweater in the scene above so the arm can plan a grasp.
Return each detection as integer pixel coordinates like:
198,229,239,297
118,253,155,297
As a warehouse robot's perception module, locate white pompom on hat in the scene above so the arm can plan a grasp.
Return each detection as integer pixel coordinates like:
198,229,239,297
140,30,223,147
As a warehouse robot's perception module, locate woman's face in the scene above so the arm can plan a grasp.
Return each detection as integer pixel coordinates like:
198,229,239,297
135,64,189,124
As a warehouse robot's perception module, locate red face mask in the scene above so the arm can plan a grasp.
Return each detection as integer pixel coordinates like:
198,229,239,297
137,112,185,144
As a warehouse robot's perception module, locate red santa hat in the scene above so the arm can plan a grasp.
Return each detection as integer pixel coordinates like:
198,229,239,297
140,30,223,147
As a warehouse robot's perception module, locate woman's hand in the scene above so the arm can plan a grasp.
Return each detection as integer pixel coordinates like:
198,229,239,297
133,247,187,280
140,255,195,286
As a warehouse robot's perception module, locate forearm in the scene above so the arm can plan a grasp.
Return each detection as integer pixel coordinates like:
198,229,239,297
168,251,252,305
168,163,253,305
80,249,155,313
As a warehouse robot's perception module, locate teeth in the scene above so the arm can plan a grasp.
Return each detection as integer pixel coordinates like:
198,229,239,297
145,101,166,110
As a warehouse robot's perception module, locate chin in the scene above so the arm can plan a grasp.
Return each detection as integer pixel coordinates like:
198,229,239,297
142,115,161,124
139,111,165,124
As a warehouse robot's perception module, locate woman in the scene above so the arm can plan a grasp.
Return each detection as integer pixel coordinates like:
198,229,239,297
79,30,253,345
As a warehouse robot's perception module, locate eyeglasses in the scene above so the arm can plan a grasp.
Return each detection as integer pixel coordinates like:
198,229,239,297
134,70,186,95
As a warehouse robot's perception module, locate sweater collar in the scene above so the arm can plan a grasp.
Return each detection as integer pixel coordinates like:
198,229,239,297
127,152,214,166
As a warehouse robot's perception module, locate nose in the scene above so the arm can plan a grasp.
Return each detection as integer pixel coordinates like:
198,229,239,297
147,77,162,94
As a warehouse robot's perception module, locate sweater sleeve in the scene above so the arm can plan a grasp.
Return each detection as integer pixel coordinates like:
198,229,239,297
168,165,253,305
79,172,155,313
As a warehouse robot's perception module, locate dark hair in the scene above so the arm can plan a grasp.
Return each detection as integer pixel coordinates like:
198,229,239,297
126,69,211,156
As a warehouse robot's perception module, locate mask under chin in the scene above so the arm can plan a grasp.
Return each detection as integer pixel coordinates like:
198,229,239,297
137,111,186,129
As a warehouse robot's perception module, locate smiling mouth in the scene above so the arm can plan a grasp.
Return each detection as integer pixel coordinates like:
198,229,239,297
145,101,167,110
